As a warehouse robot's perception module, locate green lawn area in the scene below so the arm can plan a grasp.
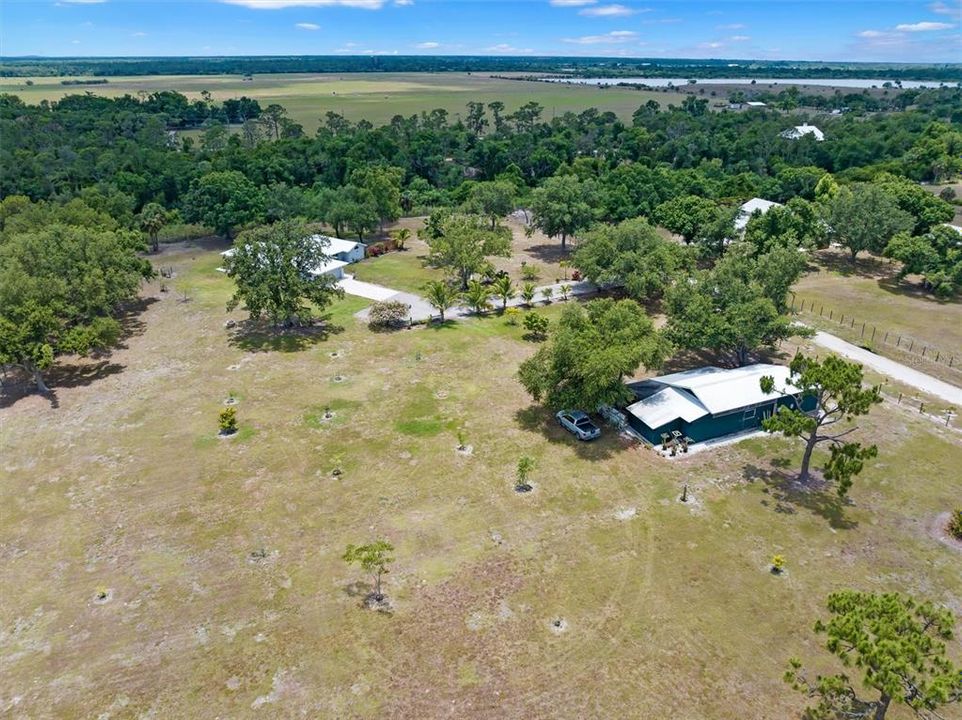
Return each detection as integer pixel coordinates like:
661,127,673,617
349,249,443,294
793,250,962,386
0,72,673,131
2,245,960,718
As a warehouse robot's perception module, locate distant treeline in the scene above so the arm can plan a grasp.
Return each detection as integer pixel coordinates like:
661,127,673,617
1,55,961,82
60,78,109,86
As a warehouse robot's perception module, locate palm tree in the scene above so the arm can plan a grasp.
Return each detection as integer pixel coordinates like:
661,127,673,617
492,275,515,312
541,286,554,304
462,279,493,316
559,259,570,281
139,202,170,253
424,280,459,322
559,283,571,301
520,282,537,307
392,227,411,251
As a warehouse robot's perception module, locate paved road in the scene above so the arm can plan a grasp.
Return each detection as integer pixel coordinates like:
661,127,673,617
811,330,962,406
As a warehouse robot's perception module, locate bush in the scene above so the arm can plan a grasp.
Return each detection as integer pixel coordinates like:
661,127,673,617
771,554,786,574
368,300,410,330
219,407,238,434
939,186,956,202
522,312,549,340
521,263,540,282
505,307,521,325
948,509,962,541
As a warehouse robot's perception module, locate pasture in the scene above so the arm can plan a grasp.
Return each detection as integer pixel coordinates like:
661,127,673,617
2,239,960,719
0,72,671,130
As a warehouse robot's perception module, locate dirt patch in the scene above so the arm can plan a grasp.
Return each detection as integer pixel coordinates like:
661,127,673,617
930,512,962,552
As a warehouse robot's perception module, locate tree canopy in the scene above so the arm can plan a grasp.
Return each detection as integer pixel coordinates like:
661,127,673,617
786,590,962,720
0,197,153,392
574,217,692,301
760,352,881,493
884,225,962,298
421,212,511,290
665,243,806,366
528,174,597,252
820,183,915,262
518,298,670,411
224,220,343,327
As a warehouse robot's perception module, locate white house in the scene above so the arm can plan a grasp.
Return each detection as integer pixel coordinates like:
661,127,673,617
219,234,366,280
734,197,783,233
745,101,767,108
780,123,825,141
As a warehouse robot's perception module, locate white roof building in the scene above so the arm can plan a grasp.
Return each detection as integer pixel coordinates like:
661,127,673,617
745,101,767,107
780,123,825,141
734,197,783,233
624,364,808,444
219,235,365,279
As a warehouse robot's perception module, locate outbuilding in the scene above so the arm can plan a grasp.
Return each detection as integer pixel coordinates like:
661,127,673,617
623,364,816,445
734,197,783,233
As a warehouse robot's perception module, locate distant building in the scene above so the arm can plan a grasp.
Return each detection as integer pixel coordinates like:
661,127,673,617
745,101,767,108
220,235,365,280
780,123,825,141
734,197,783,233
623,364,816,445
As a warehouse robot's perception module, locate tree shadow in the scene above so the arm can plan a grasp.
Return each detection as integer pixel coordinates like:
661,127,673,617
743,463,857,530
814,250,894,280
0,360,126,410
227,318,344,353
514,404,628,460
876,275,959,305
523,243,569,266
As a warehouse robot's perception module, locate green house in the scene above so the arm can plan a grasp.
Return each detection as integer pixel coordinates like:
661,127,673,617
623,364,816,446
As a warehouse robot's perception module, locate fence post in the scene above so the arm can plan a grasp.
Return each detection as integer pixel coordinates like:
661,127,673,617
898,393,902,404
922,346,926,357
897,335,901,347
820,305,824,316
871,327,876,342
861,323,865,337
829,310,833,320
920,403,924,414
909,340,914,352
935,351,939,362
851,317,855,328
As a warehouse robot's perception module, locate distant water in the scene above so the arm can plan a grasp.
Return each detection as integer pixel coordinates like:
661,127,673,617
545,77,956,89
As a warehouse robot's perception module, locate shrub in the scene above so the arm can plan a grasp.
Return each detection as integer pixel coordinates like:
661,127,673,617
521,264,540,282
219,407,238,434
948,509,962,541
939,186,956,202
771,554,786,574
504,307,521,325
368,300,410,330
522,312,549,340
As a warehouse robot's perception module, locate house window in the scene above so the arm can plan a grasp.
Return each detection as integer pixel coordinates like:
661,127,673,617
743,407,756,420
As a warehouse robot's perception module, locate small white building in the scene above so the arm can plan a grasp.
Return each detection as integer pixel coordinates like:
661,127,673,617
780,123,825,141
734,197,783,233
745,101,767,108
220,234,366,280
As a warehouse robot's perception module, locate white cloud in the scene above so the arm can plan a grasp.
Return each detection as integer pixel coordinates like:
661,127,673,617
930,1,962,18
697,41,724,49
729,35,750,41
716,23,744,30
71,39,81,43
295,21,321,29
60,0,108,4
394,0,413,5
361,48,398,54
579,4,641,17
131,31,147,36
221,0,384,9
894,21,953,31
415,41,439,48
563,30,638,44
485,43,534,53
550,0,596,5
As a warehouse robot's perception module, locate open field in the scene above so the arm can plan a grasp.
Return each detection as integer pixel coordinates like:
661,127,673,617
0,72,671,130
2,241,961,719
792,249,962,387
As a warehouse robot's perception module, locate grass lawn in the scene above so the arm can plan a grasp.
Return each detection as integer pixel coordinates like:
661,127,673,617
2,244,961,719
349,249,443,295
793,249,962,387
0,72,672,131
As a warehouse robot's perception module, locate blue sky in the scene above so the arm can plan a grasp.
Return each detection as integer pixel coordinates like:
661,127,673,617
2,0,961,62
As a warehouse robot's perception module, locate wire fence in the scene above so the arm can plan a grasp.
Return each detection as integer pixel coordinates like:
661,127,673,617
790,295,960,377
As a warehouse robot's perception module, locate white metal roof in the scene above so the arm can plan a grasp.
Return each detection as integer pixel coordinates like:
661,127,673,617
735,197,783,231
625,387,709,429
219,246,348,276
312,235,363,255
781,123,825,141
745,101,767,107
626,364,800,428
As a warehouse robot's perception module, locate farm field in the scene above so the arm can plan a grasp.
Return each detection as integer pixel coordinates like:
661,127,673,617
0,72,672,130
2,241,961,719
